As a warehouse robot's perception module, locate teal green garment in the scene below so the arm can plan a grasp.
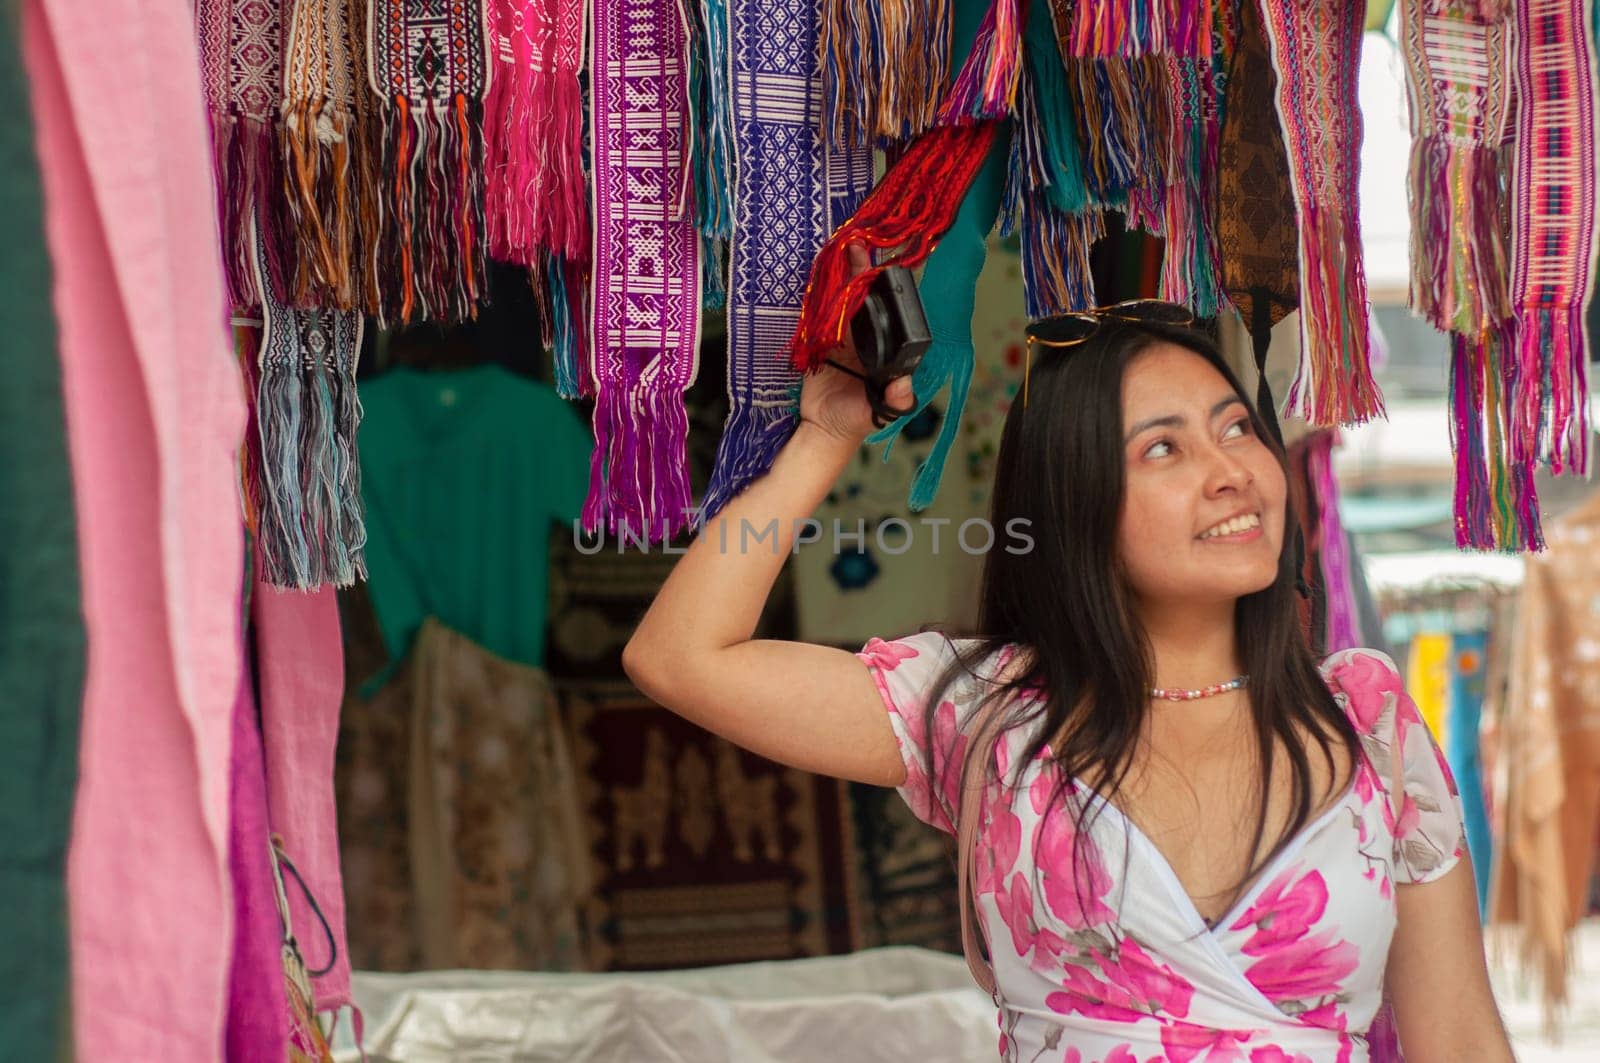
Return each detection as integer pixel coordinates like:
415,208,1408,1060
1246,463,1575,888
357,366,593,678
1,4,87,1058
867,0,1012,510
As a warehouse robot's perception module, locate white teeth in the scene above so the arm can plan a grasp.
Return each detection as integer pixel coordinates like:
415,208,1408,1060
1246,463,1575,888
1200,513,1261,539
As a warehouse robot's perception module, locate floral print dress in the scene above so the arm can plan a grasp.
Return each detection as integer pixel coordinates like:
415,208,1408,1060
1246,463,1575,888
857,635,1466,1063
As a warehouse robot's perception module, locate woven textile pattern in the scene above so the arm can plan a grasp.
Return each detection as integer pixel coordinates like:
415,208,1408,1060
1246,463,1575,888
1258,0,1382,426
701,0,874,519
370,0,490,100
197,0,289,309
1511,0,1598,316
1218,0,1299,328
1399,0,1515,334
583,0,703,541
366,0,492,324
1510,0,1598,476
251,212,368,590
283,0,381,310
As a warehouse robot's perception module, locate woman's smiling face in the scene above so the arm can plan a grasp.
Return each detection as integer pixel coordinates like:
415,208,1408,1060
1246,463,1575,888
1115,342,1287,608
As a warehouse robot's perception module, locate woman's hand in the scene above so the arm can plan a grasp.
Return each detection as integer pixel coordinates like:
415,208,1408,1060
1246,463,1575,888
798,244,915,446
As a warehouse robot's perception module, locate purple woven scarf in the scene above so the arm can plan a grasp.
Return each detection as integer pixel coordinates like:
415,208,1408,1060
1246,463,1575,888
699,0,874,520
581,0,703,542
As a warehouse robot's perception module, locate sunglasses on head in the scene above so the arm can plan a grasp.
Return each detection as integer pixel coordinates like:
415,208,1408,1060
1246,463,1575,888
1021,299,1196,408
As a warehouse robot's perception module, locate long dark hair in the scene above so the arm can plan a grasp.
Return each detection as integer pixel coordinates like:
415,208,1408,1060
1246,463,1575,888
926,319,1359,921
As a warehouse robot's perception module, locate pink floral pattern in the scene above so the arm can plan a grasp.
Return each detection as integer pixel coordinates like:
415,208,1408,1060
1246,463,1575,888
858,636,1466,1062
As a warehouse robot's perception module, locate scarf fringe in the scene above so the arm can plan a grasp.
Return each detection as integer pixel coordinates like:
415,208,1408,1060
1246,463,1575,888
821,0,953,146
1408,135,1512,335
787,122,1001,371
376,95,487,326
1159,56,1221,315
1002,44,1099,319
281,104,369,310
1001,122,1101,319
1450,332,1495,549
254,321,368,590
484,57,589,266
581,381,695,542
1282,200,1385,426
214,114,290,309
686,0,736,238
938,0,1022,123
1449,324,1544,551
700,402,799,521
545,254,591,399
1065,0,1211,57
1065,57,1170,208
1512,307,1590,476
1158,174,1221,315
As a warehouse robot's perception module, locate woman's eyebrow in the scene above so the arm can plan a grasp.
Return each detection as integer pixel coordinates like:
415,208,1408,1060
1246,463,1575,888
1124,397,1243,443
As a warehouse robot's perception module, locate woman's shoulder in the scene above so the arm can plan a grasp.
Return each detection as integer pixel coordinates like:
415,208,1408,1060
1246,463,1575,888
1318,646,1406,738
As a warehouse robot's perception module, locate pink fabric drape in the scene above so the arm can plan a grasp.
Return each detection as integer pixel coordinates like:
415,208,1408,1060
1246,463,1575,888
254,583,355,1019
23,0,247,1056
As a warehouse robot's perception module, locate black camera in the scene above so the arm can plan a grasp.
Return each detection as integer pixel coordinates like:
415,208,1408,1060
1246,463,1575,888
846,266,933,427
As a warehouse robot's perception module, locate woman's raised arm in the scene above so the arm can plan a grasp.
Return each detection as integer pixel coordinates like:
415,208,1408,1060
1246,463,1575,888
623,248,915,786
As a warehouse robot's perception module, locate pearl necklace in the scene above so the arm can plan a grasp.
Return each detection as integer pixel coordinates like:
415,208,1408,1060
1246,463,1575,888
1150,675,1248,702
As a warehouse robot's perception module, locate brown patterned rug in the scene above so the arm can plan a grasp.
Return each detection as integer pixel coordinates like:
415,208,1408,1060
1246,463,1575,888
560,682,861,969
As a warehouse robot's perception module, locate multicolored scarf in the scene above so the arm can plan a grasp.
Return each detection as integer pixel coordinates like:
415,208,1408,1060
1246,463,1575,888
1399,0,1514,336
282,0,381,312
788,0,1019,373
1509,0,1598,479
197,0,290,310
366,0,491,325
820,0,954,146
1059,0,1214,57
581,0,703,542
847,0,1015,513
1398,0,1532,550
1258,0,1384,427
250,213,367,590
699,0,874,520
1000,0,1100,320
1159,52,1223,316
483,0,588,267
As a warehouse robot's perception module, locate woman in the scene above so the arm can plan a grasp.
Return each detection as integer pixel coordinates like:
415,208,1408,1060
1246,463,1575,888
623,254,1511,1061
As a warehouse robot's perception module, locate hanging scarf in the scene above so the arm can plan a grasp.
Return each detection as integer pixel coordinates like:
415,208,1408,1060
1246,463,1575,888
1398,0,1533,550
282,0,381,312
1001,0,1100,320
197,0,291,310
250,213,367,590
699,0,875,520
683,0,735,243
842,0,1012,514
820,0,955,146
1399,0,1514,336
788,0,1018,373
367,0,491,325
484,0,588,267
1159,51,1223,315
581,0,703,542
868,129,1012,512
1217,0,1298,334
1509,0,1598,479
1257,0,1383,427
